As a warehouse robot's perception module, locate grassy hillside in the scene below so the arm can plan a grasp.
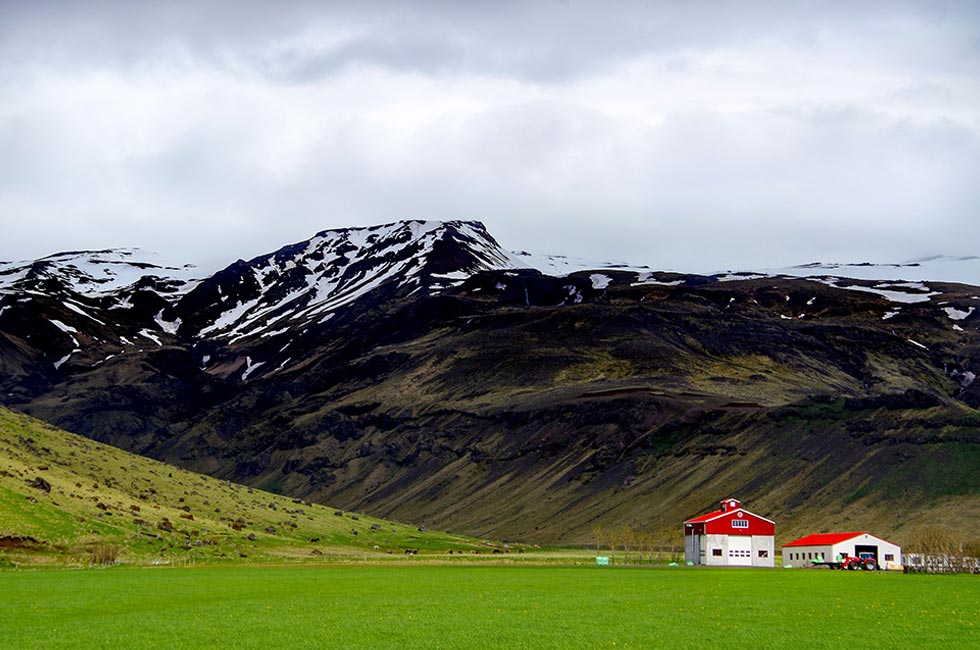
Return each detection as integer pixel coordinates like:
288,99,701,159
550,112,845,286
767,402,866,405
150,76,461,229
0,407,499,567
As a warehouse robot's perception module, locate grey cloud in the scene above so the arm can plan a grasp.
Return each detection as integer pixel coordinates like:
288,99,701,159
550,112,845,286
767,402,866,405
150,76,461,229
4,93,980,272
1,1,979,275
5,1,977,83
235,100,980,272
259,30,468,83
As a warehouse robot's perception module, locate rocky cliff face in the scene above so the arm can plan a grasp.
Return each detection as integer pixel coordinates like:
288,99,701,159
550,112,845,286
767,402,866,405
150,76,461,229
2,221,978,543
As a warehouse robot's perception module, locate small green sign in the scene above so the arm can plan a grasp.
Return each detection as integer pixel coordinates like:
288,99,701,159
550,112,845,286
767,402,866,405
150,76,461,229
596,556,610,566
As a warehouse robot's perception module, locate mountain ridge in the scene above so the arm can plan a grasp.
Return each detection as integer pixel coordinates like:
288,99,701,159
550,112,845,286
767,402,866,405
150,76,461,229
2,220,979,545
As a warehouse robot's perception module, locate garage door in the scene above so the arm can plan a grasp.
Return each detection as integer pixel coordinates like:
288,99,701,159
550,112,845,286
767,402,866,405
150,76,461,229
728,536,752,566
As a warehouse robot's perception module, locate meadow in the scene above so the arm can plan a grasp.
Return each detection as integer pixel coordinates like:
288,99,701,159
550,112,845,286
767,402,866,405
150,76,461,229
1,565,976,649
0,406,495,566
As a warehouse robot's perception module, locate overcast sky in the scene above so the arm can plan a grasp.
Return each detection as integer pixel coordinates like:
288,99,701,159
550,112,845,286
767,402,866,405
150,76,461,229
1,1,979,274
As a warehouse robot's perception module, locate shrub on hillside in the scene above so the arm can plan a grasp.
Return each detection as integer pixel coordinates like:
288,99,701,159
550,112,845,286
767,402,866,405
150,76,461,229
89,544,119,566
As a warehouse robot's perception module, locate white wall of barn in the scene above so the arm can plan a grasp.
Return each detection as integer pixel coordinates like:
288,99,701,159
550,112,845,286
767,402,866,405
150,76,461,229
751,535,775,567
704,534,730,566
782,545,833,568
686,533,775,567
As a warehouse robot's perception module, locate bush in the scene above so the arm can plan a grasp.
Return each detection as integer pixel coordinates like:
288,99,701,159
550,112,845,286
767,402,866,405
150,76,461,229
89,544,119,566
905,525,963,555
962,539,980,558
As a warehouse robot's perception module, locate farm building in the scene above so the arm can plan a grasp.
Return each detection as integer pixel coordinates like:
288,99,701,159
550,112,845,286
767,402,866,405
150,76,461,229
782,532,902,570
683,498,775,567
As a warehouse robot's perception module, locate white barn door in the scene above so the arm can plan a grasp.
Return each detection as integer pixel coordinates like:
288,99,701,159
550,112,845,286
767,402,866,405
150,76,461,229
728,536,752,566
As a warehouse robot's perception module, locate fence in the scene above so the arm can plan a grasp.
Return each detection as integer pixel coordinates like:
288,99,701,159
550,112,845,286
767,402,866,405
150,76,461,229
903,553,980,574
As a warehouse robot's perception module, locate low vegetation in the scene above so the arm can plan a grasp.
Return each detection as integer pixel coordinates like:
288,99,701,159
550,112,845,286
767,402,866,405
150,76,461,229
0,565,976,649
590,524,685,564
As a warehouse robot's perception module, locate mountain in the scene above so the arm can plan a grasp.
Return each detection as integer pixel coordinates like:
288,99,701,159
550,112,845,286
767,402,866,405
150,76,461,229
1,220,979,545
0,405,492,566
752,255,980,287
0,247,198,298
165,220,515,344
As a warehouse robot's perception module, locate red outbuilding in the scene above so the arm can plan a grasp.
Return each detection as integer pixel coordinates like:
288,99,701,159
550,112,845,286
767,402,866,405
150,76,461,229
683,498,775,567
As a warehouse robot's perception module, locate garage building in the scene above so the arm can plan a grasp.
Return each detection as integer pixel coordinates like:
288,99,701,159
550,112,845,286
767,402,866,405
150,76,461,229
782,532,902,570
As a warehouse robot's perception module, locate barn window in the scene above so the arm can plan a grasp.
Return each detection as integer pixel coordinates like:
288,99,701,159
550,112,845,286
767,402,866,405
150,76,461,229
758,550,768,558
732,519,749,529
885,554,894,561
712,549,722,557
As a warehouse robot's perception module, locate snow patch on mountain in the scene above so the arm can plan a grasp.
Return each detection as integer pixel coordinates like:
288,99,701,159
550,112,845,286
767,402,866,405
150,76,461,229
53,351,77,370
631,272,684,287
589,274,611,290
0,248,199,299
154,311,182,334
49,319,78,334
748,255,980,287
508,251,650,276
64,301,107,325
943,306,975,321
138,329,163,345
242,356,264,380
808,278,942,304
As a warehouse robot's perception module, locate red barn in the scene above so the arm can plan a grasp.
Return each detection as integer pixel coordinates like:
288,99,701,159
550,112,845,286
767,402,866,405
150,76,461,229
683,498,775,567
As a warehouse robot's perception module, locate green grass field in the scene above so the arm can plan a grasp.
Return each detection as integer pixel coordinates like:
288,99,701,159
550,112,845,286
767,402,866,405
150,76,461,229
1,565,976,649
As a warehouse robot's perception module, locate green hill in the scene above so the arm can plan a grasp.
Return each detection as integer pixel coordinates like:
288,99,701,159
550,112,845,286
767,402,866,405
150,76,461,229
0,407,497,567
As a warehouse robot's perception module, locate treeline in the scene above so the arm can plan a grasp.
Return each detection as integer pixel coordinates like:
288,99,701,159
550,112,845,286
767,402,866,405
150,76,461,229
591,525,685,565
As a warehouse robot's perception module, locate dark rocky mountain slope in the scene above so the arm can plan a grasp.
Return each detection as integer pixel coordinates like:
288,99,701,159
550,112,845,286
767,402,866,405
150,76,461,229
2,221,978,544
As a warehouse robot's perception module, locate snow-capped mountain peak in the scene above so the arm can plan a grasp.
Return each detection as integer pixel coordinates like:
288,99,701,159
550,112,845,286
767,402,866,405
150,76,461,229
0,248,198,298
742,255,980,287
168,220,516,342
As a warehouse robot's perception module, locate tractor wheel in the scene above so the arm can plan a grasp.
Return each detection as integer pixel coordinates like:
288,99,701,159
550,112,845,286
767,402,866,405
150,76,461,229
864,560,877,571
847,562,858,570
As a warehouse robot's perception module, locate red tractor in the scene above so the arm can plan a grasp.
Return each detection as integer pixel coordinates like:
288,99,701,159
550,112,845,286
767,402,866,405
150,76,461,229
838,553,878,571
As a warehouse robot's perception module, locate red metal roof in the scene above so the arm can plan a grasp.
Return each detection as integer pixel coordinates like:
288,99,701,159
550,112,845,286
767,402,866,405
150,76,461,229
683,508,776,526
783,532,866,547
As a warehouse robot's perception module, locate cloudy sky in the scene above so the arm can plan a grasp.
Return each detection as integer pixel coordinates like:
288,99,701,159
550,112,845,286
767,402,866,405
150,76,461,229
1,1,979,274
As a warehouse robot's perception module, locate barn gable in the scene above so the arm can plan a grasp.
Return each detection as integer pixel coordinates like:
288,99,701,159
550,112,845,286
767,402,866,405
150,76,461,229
683,498,775,568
